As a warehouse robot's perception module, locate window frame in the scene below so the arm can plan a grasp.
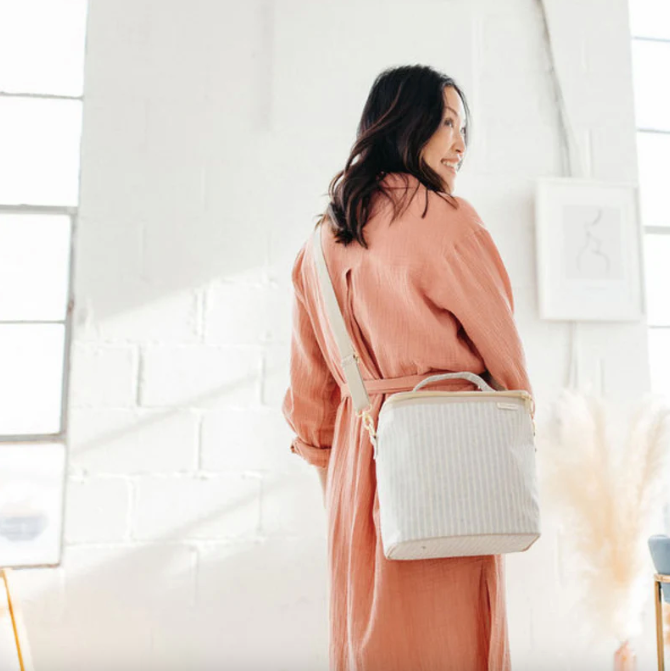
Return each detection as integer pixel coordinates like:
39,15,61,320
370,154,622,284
0,203,77,443
631,32,670,396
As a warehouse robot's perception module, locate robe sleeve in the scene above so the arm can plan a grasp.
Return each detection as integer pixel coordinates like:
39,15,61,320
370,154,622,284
281,246,341,468
425,225,534,401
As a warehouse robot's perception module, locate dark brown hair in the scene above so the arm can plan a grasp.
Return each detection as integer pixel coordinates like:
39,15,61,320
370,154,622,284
319,65,471,248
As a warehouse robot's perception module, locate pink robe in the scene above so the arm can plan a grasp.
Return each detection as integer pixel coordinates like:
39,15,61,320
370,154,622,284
282,172,533,671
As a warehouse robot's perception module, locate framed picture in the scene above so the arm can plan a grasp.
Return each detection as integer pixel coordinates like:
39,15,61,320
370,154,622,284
0,443,65,568
535,178,644,321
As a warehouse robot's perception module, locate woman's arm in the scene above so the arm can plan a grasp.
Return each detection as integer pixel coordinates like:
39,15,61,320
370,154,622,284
422,224,534,399
282,244,341,471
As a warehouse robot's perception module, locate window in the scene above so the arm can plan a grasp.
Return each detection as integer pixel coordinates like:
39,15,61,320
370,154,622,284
629,0,670,399
0,0,88,567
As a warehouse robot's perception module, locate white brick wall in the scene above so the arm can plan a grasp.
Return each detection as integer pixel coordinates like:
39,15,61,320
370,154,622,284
70,343,138,407
133,474,262,541
65,476,131,543
10,0,655,669
139,345,262,407
69,408,199,474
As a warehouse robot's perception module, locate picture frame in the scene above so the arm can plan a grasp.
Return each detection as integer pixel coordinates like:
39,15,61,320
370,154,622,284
535,177,645,321
0,443,65,568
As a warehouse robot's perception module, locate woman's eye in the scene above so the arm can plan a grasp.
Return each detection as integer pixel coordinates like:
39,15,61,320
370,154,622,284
445,118,466,134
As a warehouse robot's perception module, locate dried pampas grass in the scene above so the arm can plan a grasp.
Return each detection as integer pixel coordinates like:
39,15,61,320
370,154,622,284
538,390,670,645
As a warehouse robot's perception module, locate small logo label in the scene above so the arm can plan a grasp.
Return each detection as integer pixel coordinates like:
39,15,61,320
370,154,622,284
497,402,519,411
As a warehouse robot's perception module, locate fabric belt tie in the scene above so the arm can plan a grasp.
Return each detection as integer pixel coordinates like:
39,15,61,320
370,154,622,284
340,372,477,398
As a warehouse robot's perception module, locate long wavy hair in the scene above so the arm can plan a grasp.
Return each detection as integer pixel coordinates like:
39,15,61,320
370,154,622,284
318,65,471,248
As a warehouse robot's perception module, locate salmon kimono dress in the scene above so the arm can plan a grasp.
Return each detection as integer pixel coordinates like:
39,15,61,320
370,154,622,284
282,172,533,671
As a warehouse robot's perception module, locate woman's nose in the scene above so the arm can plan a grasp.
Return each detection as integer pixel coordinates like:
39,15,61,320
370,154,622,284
453,133,466,154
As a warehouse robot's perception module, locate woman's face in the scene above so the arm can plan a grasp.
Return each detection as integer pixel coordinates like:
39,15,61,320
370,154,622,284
421,86,467,194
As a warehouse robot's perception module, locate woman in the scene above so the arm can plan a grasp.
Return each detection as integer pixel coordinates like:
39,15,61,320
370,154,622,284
282,65,533,671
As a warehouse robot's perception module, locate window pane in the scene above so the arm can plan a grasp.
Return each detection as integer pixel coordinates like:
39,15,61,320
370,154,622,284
0,324,64,435
0,98,82,205
632,40,670,132
629,0,670,40
649,328,670,397
637,132,670,228
0,0,88,96
0,214,71,321
0,442,65,567
643,234,670,325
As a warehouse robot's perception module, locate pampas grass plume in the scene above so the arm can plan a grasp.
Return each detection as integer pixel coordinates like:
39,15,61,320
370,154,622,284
538,390,670,645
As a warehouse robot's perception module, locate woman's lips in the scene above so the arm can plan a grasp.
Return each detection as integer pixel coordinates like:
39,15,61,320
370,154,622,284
441,160,458,175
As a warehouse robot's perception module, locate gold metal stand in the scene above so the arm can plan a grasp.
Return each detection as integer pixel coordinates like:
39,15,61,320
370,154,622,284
0,569,33,671
654,573,670,671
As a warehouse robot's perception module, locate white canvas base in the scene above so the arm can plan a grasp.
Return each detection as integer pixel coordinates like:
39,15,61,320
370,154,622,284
384,532,540,561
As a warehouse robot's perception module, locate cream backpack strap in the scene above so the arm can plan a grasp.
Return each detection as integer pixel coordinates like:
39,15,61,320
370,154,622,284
311,222,371,414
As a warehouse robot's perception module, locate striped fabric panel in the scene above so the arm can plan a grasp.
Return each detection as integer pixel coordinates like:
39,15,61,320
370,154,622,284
375,396,540,560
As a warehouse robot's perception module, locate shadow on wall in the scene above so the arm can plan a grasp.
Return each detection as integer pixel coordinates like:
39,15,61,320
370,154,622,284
14,479,330,670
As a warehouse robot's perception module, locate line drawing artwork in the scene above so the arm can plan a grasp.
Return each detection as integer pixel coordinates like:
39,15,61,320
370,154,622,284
537,180,642,321
563,204,624,282
576,208,610,276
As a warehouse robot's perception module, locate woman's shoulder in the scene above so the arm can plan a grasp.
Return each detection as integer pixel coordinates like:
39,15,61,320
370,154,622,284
291,223,344,300
408,187,488,260
290,233,315,298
